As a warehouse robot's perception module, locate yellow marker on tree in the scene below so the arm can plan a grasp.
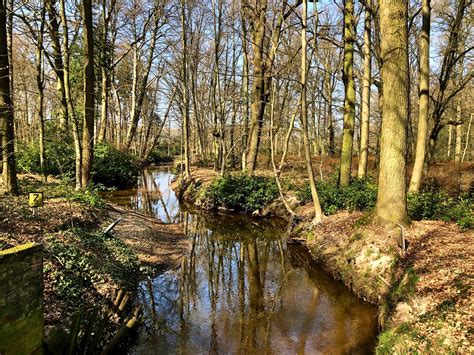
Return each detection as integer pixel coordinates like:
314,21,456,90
28,192,44,209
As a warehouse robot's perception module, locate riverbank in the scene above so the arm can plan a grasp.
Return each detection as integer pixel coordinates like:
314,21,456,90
0,174,188,328
174,167,473,354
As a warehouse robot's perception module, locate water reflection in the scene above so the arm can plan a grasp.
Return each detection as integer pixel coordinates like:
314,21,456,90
104,168,378,354
133,215,377,354
103,166,180,223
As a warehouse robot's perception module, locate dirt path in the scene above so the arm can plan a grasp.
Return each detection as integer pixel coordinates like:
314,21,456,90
106,205,189,270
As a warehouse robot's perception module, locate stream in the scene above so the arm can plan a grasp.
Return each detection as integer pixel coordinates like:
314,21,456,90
105,166,378,354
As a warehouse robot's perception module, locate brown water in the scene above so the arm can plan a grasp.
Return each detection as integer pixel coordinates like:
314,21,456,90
104,167,378,354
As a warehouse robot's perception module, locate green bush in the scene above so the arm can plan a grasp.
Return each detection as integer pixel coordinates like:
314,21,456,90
17,135,138,189
205,174,279,211
296,177,472,229
17,131,75,177
296,177,377,215
408,189,473,229
91,143,139,188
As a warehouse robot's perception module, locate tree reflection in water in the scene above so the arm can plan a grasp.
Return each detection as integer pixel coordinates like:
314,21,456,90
106,167,377,354
134,212,377,354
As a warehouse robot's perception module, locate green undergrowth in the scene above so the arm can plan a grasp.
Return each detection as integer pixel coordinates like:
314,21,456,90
19,174,108,208
17,137,139,188
44,229,141,305
205,174,279,212
294,176,377,214
294,176,472,229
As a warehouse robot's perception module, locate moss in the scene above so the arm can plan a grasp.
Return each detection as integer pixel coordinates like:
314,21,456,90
376,322,417,354
0,242,40,256
0,308,43,355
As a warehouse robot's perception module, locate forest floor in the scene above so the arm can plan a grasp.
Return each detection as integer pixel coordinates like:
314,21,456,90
0,174,188,327
175,163,473,354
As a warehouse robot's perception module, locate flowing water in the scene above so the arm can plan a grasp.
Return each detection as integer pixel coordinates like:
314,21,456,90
104,166,378,354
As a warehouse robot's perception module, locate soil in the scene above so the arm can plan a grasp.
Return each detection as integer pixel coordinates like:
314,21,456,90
106,205,189,270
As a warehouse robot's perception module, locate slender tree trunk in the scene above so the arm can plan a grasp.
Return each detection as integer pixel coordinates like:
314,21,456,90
447,124,453,158
46,0,68,129
374,0,409,226
36,6,46,181
409,0,430,192
461,113,472,162
59,0,82,189
181,0,191,177
301,0,323,223
325,63,335,155
358,0,371,179
98,0,115,143
241,11,250,171
339,0,356,187
0,0,17,193
455,104,462,163
98,67,109,143
81,0,95,188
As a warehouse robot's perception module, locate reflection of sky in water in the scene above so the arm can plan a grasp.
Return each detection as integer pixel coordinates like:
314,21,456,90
106,167,377,354
103,167,180,223
132,214,378,354
134,169,180,223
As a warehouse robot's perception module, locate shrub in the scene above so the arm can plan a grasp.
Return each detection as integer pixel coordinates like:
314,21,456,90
16,131,75,177
296,177,377,215
408,189,473,229
17,138,138,189
92,143,139,188
296,177,472,229
205,174,279,211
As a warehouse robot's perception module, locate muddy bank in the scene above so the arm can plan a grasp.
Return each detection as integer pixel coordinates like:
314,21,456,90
106,205,188,270
174,167,473,354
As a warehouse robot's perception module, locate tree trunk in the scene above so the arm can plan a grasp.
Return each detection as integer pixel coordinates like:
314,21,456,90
46,0,68,129
241,12,250,171
358,0,371,179
447,124,453,159
409,0,430,192
81,0,95,188
36,6,46,181
245,0,267,175
374,0,409,226
339,0,356,187
455,104,462,163
0,0,17,194
301,0,323,223
59,0,82,190
181,0,191,178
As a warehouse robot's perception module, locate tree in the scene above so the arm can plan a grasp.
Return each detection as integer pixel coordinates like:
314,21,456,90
409,0,430,193
45,0,68,130
358,0,372,179
59,0,82,190
374,0,409,226
301,0,323,223
81,0,95,188
0,0,17,194
36,5,46,181
181,0,191,178
425,0,472,165
339,0,356,187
